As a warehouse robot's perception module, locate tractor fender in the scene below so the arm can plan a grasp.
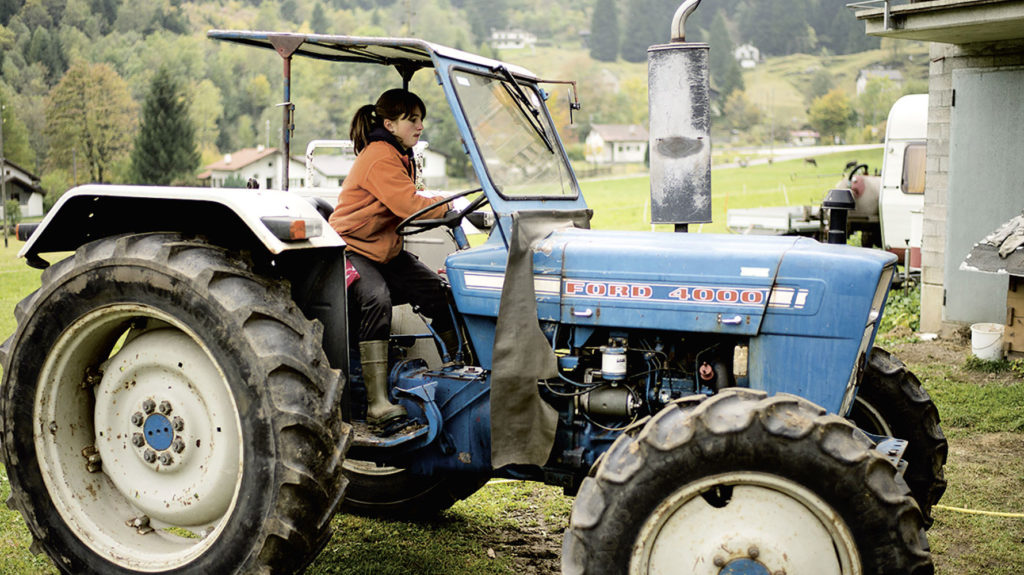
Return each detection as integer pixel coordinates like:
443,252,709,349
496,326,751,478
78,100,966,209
18,184,345,267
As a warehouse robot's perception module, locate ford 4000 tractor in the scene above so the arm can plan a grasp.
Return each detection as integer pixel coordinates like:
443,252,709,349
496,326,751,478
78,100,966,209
1,2,945,574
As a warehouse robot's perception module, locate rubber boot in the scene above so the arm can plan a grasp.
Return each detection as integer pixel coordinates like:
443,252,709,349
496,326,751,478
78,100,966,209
359,340,406,427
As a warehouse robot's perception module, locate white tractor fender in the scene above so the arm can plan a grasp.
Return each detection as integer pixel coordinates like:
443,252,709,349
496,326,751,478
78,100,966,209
19,184,345,265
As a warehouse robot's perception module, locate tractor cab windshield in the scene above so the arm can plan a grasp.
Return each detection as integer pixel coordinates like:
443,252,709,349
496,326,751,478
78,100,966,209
450,68,577,199
206,30,584,214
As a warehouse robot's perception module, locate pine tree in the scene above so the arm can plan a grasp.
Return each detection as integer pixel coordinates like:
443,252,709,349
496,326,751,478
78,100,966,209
620,0,653,63
0,0,23,27
130,67,199,186
589,0,618,63
312,3,327,34
709,11,743,98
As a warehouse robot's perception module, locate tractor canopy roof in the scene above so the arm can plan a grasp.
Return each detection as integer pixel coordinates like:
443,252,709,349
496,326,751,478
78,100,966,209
207,30,538,81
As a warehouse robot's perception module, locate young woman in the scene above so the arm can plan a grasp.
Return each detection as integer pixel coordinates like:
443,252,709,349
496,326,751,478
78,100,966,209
328,88,454,429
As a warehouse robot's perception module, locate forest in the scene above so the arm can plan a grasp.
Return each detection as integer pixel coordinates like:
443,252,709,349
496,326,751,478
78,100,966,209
0,0,896,205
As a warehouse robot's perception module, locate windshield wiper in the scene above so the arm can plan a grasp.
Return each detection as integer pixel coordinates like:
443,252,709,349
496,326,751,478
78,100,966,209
492,65,555,154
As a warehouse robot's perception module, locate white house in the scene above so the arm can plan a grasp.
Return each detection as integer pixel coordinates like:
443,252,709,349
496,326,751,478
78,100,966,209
198,146,307,190
304,140,448,190
490,29,537,50
584,124,650,164
788,130,820,146
855,68,904,95
0,159,45,219
734,43,760,69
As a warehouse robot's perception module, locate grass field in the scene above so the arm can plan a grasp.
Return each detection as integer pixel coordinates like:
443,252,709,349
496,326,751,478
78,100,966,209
0,154,1021,573
583,147,884,233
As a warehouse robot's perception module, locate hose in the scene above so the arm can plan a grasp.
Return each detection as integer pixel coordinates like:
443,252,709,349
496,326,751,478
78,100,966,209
933,504,1024,518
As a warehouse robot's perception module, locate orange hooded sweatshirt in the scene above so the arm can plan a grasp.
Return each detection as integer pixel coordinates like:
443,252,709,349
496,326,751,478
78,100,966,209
329,139,448,263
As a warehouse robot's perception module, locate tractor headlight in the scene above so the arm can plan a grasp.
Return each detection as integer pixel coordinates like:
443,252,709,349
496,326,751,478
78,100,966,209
261,216,323,241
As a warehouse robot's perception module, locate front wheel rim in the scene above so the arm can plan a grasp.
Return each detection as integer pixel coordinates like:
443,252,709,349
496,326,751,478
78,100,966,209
34,304,244,571
629,472,860,575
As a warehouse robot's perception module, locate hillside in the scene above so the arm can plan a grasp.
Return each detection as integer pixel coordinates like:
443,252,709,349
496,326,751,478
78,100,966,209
0,0,929,196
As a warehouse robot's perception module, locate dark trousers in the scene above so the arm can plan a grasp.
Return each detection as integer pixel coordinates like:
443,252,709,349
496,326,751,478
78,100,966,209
347,250,454,342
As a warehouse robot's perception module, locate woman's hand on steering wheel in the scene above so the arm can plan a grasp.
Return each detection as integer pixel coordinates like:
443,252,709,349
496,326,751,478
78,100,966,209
396,188,488,236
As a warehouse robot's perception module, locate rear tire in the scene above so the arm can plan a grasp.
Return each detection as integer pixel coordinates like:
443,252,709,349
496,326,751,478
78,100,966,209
342,460,490,518
562,389,933,575
0,233,351,574
849,347,947,526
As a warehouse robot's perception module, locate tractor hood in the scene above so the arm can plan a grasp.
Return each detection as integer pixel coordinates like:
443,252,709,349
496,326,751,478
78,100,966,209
447,227,896,339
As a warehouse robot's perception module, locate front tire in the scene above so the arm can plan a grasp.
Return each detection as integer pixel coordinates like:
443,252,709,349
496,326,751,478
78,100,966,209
0,233,351,574
562,389,933,575
849,347,947,526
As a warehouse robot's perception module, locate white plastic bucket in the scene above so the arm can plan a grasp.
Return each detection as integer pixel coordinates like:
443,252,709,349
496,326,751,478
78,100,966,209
970,323,1005,361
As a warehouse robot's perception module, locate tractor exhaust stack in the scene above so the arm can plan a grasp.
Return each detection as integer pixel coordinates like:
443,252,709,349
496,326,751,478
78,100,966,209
648,0,710,232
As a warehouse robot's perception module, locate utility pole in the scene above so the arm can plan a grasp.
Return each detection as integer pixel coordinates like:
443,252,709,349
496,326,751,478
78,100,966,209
1,102,8,248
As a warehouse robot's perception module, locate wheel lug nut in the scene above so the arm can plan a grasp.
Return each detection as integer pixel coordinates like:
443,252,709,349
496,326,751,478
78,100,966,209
171,438,185,453
158,400,172,415
158,453,173,465
172,416,184,431
132,433,145,447
142,399,156,414
748,546,760,559
713,556,726,567
131,412,144,427
143,449,156,463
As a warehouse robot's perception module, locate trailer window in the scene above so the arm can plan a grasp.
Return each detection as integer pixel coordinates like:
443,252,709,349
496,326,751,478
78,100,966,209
902,143,926,195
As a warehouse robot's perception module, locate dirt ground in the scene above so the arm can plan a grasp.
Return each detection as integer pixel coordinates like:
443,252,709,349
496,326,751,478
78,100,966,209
477,335,1021,575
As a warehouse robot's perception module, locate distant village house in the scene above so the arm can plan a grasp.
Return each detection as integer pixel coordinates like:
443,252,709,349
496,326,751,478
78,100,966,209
198,146,307,190
734,43,760,69
490,29,537,50
200,142,448,191
584,124,649,164
855,68,904,95
304,141,448,190
0,159,45,219
789,130,820,146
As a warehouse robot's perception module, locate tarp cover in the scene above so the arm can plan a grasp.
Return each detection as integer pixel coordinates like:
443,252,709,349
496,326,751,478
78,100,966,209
962,211,1024,276
490,209,591,469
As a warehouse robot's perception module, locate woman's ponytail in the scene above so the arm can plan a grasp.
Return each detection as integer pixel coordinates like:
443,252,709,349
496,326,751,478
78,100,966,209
350,104,378,154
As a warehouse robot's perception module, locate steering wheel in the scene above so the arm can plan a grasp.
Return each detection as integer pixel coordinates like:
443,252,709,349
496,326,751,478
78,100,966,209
848,163,869,178
396,188,488,236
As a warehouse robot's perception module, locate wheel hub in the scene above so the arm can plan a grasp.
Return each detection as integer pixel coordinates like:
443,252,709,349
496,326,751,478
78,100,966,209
130,400,188,469
143,413,174,451
93,327,240,526
719,558,772,575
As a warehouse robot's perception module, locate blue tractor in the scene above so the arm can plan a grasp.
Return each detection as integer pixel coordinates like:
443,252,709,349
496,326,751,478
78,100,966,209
1,4,944,574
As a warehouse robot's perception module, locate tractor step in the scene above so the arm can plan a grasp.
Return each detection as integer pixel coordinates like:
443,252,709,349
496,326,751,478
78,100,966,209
350,420,429,449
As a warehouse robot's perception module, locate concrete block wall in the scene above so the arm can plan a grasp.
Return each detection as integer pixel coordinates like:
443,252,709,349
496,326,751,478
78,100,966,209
921,39,1024,335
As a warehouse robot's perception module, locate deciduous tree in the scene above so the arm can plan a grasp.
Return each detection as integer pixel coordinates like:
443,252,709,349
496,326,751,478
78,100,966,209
723,90,761,130
1,88,34,168
131,66,199,185
856,77,901,127
808,88,854,144
45,61,138,183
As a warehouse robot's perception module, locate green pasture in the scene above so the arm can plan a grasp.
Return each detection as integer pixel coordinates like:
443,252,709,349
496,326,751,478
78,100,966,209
583,147,883,233
1,150,1021,574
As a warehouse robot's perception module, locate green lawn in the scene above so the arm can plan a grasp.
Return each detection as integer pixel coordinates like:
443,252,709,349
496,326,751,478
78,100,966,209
0,153,1020,574
583,148,883,233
